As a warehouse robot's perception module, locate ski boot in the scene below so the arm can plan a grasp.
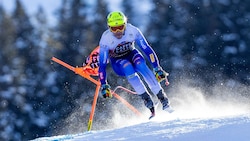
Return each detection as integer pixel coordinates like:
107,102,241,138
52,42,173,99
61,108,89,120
157,90,174,113
139,92,155,119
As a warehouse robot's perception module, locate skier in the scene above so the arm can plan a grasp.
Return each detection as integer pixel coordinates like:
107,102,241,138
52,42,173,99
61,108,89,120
98,11,173,119
82,46,100,76
83,46,100,69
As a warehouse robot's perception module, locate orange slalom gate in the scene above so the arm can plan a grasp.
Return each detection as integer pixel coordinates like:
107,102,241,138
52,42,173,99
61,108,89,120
51,57,142,131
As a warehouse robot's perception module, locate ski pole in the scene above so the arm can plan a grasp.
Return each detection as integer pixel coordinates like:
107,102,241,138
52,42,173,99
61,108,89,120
51,57,75,71
87,84,100,131
165,72,170,86
112,86,137,95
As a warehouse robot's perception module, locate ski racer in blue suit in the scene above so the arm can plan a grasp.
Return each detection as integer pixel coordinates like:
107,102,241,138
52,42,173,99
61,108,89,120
98,11,173,118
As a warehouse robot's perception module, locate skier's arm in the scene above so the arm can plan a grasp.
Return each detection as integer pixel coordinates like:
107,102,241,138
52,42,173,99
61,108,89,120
135,29,168,83
98,45,112,98
135,29,160,68
98,45,109,85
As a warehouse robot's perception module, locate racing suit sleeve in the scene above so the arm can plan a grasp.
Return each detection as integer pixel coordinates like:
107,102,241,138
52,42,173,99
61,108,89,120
135,29,160,68
98,45,109,85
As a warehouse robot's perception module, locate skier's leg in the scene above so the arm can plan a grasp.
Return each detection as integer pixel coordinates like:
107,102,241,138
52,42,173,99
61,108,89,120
156,89,173,112
112,59,147,94
139,92,155,119
132,53,161,94
111,58,155,116
133,54,173,112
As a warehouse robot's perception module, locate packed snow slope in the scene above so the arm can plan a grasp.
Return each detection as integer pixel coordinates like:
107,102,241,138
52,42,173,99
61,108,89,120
32,81,250,141
32,113,250,141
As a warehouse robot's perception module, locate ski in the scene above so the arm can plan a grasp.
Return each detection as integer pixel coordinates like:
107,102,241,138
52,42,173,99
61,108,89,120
149,113,155,120
163,105,174,113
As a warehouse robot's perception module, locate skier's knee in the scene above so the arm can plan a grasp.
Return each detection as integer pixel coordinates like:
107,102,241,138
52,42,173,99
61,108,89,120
127,73,136,79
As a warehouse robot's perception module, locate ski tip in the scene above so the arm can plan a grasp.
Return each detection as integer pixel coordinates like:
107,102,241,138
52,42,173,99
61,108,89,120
149,115,155,120
164,106,174,113
149,112,156,120
163,105,174,113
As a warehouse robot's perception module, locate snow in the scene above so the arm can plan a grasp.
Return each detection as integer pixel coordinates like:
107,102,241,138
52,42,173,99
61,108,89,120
30,113,250,141
30,80,250,141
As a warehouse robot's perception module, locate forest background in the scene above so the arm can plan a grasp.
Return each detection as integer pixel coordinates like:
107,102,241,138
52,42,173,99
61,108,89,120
0,0,249,140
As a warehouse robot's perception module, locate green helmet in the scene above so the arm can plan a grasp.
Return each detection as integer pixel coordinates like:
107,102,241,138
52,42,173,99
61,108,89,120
107,11,127,27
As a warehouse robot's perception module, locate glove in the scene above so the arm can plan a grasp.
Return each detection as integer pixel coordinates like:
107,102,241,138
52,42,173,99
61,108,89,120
153,67,169,83
101,84,112,98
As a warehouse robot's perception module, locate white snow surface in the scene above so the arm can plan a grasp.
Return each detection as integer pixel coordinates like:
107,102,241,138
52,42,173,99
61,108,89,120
31,83,250,141
31,110,250,141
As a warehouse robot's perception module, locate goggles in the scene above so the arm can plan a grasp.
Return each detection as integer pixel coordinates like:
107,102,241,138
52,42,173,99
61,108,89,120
109,25,125,33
